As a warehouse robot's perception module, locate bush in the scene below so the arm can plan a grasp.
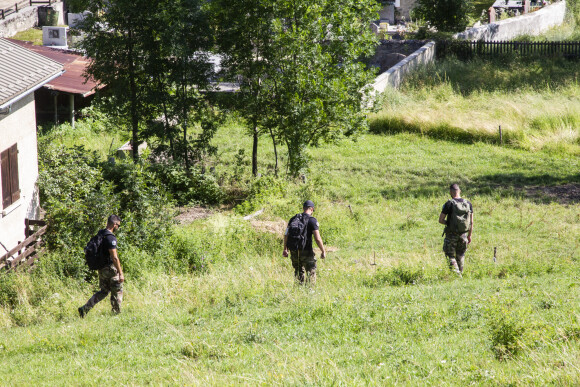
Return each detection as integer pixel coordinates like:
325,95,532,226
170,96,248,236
38,144,175,279
487,304,528,360
234,175,288,215
149,162,224,206
412,0,473,33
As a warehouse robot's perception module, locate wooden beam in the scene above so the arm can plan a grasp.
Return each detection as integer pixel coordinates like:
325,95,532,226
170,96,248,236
0,225,47,262
8,241,43,269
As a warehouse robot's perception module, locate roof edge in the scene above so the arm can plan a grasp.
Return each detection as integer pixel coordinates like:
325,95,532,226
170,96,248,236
0,70,65,110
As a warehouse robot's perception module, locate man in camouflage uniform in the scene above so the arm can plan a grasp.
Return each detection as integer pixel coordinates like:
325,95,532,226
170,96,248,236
283,200,326,284
79,215,124,317
439,184,473,276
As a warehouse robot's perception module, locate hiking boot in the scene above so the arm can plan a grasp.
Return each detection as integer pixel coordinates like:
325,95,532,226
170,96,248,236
78,306,85,318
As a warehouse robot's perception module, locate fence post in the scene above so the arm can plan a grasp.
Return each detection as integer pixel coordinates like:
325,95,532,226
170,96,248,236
1,9,4,19
499,125,503,145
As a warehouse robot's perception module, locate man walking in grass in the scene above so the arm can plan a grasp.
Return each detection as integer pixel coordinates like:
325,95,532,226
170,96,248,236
283,200,326,284
79,215,124,317
439,184,473,276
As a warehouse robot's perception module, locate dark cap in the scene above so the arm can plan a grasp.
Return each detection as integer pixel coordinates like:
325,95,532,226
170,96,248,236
449,183,460,191
303,200,315,209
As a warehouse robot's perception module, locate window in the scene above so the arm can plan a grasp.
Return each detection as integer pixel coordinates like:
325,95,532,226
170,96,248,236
1,144,20,209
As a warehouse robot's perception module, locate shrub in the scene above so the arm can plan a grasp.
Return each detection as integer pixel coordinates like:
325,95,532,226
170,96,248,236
411,0,473,33
149,162,224,206
487,305,528,360
38,144,175,279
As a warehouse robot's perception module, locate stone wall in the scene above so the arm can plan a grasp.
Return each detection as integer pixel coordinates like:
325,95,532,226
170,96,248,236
371,41,435,92
454,1,566,41
0,2,64,38
397,0,417,22
0,7,38,38
368,40,429,73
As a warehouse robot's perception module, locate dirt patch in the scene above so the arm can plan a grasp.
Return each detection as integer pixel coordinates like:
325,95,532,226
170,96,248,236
525,184,580,204
175,207,214,224
249,219,339,252
250,219,287,235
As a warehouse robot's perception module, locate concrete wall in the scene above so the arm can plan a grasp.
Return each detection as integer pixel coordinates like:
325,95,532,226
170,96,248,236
372,40,436,92
397,0,417,22
369,40,429,73
0,1,64,38
0,93,41,255
454,1,566,41
0,7,38,38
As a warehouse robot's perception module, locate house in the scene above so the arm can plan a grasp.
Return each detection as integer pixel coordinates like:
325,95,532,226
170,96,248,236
8,38,99,126
377,0,417,25
0,38,64,261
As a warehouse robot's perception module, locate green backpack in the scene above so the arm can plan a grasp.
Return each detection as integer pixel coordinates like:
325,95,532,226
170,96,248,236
447,199,471,234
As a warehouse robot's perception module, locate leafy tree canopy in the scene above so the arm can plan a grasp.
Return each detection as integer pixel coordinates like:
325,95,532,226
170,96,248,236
412,0,473,33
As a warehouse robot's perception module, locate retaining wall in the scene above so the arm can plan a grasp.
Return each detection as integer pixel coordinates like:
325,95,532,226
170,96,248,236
0,7,38,38
0,2,64,38
371,40,436,92
454,1,566,41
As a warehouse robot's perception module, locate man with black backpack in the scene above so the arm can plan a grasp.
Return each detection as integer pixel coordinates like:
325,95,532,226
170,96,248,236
283,200,326,284
78,215,124,317
439,184,473,276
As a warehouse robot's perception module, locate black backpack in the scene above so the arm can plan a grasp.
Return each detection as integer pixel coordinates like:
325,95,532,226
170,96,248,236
84,230,111,270
286,213,310,251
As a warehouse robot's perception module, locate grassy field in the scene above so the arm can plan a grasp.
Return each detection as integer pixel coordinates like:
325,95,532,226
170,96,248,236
1,127,579,384
1,55,579,384
371,56,580,156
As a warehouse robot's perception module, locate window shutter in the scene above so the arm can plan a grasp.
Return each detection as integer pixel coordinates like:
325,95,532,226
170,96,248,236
9,145,20,204
1,149,10,209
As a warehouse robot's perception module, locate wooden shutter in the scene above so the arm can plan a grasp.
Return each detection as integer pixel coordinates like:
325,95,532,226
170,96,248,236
1,144,20,209
1,148,10,209
8,145,20,204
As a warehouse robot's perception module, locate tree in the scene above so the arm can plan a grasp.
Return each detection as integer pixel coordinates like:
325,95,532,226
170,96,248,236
412,0,473,33
212,0,277,176
214,0,379,177
267,0,379,176
153,0,217,170
80,0,216,167
80,0,165,161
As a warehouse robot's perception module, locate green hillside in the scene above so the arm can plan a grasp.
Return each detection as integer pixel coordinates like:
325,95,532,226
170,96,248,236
0,55,579,384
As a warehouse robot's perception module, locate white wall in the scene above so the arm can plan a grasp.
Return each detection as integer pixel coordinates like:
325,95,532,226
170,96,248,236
372,41,436,92
454,1,566,41
0,93,40,256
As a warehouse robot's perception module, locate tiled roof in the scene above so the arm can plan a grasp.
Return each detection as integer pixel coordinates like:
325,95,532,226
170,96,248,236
8,39,99,97
0,38,64,108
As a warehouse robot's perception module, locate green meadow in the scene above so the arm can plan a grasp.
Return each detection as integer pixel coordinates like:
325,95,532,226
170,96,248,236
0,54,579,384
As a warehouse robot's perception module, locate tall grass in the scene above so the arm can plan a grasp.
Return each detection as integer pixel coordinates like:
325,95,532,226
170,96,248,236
0,52,579,384
371,55,580,155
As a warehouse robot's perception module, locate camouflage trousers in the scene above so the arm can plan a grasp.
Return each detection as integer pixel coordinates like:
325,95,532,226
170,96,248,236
443,232,468,274
81,264,123,314
290,250,317,284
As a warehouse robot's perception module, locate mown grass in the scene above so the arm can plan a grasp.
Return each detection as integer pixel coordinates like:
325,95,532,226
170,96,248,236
10,27,43,45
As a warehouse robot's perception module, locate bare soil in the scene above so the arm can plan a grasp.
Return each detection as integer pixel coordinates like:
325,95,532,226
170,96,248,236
525,183,580,204
174,207,214,224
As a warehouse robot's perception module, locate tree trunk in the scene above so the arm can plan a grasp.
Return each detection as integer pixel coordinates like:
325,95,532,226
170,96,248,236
182,79,189,171
252,124,258,177
127,28,139,163
269,127,278,177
